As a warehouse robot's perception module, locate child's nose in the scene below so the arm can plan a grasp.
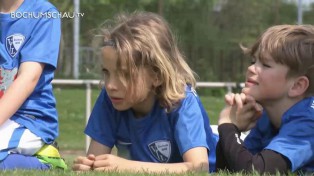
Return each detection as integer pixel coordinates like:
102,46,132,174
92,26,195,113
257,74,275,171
247,64,256,74
105,79,118,91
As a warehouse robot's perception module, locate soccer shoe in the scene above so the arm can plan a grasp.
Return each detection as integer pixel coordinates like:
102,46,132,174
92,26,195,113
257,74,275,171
34,142,68,170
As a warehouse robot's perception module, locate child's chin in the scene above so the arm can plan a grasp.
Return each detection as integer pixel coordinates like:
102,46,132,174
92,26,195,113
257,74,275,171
242,88,256,98
112,105,129,111
241,87,251,95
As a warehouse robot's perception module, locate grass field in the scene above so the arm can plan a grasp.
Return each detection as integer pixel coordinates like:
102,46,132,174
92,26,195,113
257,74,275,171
0,170,258,176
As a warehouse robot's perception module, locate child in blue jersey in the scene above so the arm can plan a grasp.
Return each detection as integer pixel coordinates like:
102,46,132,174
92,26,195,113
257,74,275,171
216,25,314,175
0,0,66,170
73,11,218,174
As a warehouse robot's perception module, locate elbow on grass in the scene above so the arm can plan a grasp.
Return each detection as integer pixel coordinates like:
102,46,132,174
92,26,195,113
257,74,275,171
186,160,209,173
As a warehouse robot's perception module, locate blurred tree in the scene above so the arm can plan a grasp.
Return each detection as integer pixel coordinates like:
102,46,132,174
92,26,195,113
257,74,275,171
49,0,302,82
50,0,73,77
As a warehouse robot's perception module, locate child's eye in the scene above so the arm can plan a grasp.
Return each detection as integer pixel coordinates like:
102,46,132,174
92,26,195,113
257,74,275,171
262,64,271,68
102,68,109,77
261,61,271,68
250,59,256,65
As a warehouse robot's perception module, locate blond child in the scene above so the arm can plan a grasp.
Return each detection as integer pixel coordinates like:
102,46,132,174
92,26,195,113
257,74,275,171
72,11,218,174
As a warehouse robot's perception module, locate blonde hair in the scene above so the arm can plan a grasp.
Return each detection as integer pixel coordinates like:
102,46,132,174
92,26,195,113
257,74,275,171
99,11,196,110
243,25,314,96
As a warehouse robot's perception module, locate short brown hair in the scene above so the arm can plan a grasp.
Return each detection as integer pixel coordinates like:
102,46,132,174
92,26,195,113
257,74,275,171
243,25,314,96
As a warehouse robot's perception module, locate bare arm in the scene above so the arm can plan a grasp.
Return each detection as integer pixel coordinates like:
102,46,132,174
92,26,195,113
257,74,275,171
87,139,112,156
93,146,209,174
0,62,44,126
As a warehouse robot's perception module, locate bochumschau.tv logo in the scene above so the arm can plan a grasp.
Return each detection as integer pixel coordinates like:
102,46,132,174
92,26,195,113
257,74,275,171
10,12,84,19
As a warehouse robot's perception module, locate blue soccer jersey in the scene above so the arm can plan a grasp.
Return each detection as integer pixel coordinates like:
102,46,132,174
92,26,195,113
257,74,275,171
0,0,61,144
85,87,218,172
244,97,314,173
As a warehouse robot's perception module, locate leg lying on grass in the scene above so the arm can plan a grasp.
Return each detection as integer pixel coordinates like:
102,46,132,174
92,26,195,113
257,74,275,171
0,142,67,170
0,154,50,170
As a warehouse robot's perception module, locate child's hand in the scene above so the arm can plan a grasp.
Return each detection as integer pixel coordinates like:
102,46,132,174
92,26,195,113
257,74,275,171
218,93,263,132
218,93,239,125
93,154,130,172
72,154,95,171
232,94,262,131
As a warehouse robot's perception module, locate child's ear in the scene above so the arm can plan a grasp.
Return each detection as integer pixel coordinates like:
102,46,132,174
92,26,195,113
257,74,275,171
288,76,309,97
153,77,162,87
152,72,162,87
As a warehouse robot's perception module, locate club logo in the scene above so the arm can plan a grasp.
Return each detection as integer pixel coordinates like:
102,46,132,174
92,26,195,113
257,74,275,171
148,140,171,163
6,34,25,58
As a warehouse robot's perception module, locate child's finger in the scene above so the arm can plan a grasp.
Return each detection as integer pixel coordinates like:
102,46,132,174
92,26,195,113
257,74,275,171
72,163,92,171
242,97,262,118
245,95,255,104
241,101,255,112
255,103,263,112
254,103,263,118
87,154,96,160
243,95,261,113
234,94,244,109
225,93,235,106
240,93,246,103
74,156,94,166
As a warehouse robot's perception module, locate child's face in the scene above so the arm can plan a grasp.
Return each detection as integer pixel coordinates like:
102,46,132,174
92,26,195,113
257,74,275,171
242,56,292,104
101,47,156,115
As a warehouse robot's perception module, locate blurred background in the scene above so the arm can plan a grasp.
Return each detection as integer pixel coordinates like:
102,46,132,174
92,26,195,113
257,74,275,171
50,0,314,83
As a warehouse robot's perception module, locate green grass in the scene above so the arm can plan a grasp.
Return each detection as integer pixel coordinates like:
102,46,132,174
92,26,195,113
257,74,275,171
0,170,205,176
54,87,101,151
0,170,217,176
200,95,225,125
0,169,288,176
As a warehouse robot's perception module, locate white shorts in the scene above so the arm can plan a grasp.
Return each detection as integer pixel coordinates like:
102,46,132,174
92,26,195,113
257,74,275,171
0,119,44,160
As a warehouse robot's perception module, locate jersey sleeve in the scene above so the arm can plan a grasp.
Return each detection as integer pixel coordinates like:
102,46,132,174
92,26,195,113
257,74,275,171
0,42,10,61
19,8,61,69
173,91,209,155
265,114,314,172
84,89,116,148
244,113,269,154
216,123,289,174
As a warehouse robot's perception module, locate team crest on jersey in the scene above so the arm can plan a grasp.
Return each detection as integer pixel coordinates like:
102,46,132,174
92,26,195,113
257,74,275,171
148,140,171,163
6,34,25,58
